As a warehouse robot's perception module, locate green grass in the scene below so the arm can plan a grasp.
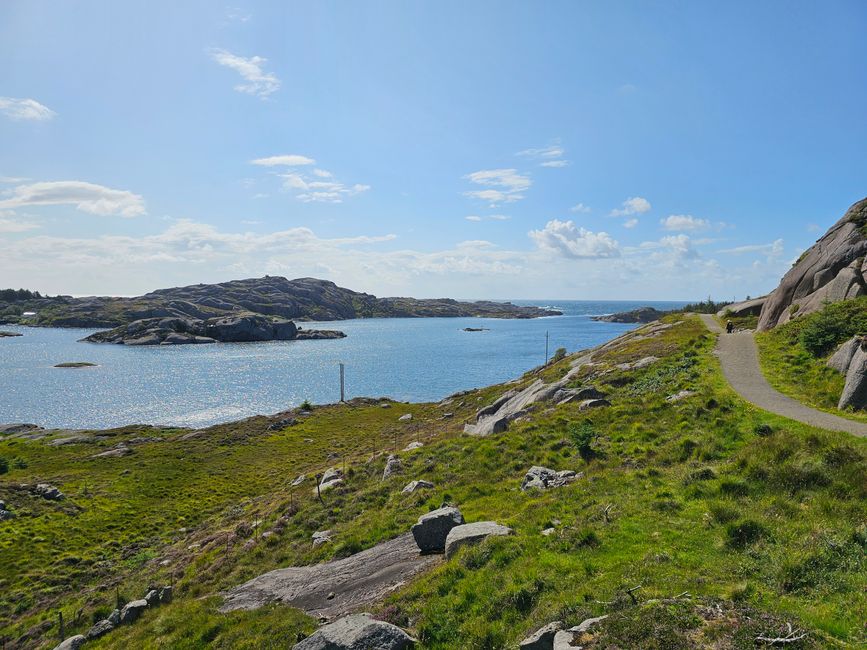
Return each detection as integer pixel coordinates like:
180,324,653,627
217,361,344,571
2,316,866,648
757,298,867,422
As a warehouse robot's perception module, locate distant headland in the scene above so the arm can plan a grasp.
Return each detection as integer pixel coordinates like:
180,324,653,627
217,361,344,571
0,276,562,329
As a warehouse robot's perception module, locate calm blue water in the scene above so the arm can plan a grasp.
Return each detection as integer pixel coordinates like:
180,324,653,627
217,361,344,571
0,300,685,429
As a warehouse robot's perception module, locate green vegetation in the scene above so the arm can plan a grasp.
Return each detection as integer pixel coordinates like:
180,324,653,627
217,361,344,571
719,309,759,331
2,315,865,648
757,297,867,419
0,288,43,302
677,297,732,314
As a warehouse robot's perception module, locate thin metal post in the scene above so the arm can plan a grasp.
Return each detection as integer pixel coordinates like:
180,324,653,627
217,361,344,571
545,330,549,365
339,362,345,402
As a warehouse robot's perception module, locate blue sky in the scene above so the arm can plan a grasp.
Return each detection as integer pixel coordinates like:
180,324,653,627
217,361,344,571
1,1,865,299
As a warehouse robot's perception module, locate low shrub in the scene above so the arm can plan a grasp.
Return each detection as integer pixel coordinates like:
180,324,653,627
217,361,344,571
726,519,769,549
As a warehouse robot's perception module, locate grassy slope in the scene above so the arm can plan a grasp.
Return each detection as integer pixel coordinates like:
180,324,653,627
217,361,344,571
1,316,865,649
756,298,867,423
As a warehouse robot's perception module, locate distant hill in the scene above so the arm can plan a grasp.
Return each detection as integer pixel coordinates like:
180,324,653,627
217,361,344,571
0,276,561,328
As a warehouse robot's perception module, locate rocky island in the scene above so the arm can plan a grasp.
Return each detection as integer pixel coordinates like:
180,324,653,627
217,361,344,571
0,276,561,329
82,313,345,346
591,306,668,323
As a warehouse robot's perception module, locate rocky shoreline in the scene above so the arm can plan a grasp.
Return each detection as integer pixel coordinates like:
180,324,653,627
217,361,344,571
82,313,345,346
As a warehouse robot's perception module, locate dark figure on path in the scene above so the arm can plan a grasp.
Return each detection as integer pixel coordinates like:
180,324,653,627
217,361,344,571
726,320,734,334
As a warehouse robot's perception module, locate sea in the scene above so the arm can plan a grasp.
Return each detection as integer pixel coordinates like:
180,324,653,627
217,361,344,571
0,300,686,430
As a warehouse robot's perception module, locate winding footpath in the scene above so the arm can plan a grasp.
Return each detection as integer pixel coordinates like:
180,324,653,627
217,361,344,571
699,314,867,437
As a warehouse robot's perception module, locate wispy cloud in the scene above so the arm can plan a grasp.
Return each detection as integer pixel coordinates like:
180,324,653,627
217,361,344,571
464,168,531,205
0,97,56,121
465,214,510,222
517,142,569,168
208,48,280,98
624,218,638,229
529,219,619,259
570,203,591,214
250,154,315,167
0,211,39,233
0,180,146,217
610,196,651,217
250,156,369,203
718,239,784,256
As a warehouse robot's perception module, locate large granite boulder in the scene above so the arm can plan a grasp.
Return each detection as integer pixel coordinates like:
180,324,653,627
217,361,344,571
382,454,402,480
520,466,578,491
293,613,416,649
119,598,148,624
519,621,563,649
758,198,867,330
402,480,434,494
34,483,64,500
839,344,867,410
53,636,86,650
411,506,464,553
828,336,862,373
717,296,766,318
316,467,344,494
444,521,513,559
86,618,115,639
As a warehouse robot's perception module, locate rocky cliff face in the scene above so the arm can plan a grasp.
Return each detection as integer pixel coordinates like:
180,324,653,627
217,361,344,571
757,198,867,331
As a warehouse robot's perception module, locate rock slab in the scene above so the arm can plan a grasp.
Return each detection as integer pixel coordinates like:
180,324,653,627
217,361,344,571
221,533,439,617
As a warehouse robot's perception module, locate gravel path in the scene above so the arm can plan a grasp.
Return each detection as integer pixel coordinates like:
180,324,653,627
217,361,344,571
700,314,867,437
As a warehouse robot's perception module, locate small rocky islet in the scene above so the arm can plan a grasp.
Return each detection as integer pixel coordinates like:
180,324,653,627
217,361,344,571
82,313,346,346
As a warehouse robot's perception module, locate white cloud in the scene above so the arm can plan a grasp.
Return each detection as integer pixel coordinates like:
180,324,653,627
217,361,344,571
465,214,510,222
570,203,591,214
624,218,639,229
659,234,698,258
610,196,651,217
0,212,39,233
464,168,531,205
250,154,315,167
251,157,368,203
457,240,496,249
517,143,569,168
0,181,146,217
465,169,531,191
718,239,784,256
225,7,252,22
208,48,280,98
661,214,711,232
529,219,620,259
517,145,564,159
0,97,56,121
